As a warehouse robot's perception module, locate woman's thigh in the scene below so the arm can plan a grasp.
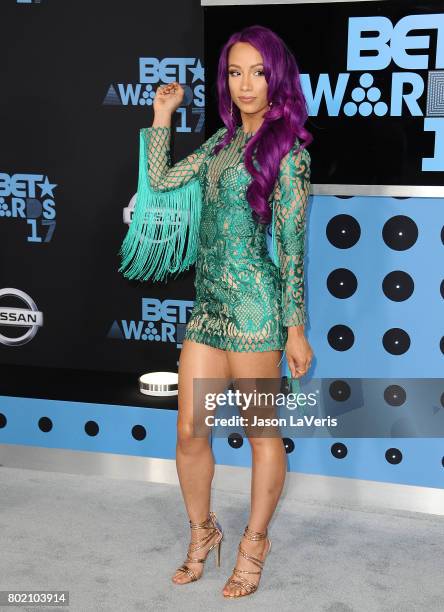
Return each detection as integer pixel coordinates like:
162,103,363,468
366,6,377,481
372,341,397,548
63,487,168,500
226,349,282,379
226,349,283,438
178,339,232,436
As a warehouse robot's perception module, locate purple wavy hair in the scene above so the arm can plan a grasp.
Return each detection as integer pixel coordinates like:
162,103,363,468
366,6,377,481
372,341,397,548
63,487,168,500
212,24,313,225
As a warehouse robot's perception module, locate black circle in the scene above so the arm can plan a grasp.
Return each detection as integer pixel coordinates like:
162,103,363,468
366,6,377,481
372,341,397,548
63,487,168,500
385,447,402,464
329,380,351,401
282,437,295,453
326,214,361,249
38,417,53,432
327,325,355,351
440,392,444,408
331,442,348,458
382,215,418,251
440,279,444,300
326,268,357,299
384,385,407,406
382,328,411,355
132,425,147,441
85,420,99,436
382,271,414,302
228,433,243,448
440,336,444,355
0,413,6,428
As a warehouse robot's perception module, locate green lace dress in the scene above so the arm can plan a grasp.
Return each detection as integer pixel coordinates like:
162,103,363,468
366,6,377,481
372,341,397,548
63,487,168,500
118,124,311,353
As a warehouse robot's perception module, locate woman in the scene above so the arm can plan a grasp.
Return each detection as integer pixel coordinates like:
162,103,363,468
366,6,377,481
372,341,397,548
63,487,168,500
119,24,314,598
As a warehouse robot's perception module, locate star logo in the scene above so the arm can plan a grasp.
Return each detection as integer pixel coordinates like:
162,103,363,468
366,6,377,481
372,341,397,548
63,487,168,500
189,59,205,83
37,176,57,198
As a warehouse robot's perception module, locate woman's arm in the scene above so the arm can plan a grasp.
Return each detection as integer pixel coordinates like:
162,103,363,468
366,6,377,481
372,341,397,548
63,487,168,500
118,117,225,283
271,141,311,328
144,119,224,192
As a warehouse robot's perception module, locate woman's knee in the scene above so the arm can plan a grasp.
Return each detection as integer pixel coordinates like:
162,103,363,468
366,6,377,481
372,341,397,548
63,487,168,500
177,420,210,451
247,435,284,453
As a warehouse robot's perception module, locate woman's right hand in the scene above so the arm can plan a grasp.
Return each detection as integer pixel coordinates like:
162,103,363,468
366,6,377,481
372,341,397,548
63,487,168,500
153,81,185,115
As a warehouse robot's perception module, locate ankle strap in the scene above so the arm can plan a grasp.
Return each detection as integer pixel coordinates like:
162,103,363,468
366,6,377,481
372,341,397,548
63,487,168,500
189,511,216,529
243,524,267,540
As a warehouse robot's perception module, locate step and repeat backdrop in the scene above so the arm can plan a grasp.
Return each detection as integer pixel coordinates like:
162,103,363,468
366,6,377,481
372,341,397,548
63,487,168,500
0,0,443,489
0,0,207,380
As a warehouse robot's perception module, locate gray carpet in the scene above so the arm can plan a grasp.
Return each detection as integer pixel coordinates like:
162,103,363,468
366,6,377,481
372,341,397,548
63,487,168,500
0,466,443,612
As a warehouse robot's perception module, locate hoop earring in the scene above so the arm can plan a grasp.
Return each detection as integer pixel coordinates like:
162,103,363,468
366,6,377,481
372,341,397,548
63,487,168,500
230,99,233,116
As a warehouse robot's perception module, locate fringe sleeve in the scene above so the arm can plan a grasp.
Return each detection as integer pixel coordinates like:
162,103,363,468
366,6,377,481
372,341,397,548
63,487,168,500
118,126,224,283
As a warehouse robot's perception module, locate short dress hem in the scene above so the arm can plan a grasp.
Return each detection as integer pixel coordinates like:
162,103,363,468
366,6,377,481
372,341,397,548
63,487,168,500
183,328,286,353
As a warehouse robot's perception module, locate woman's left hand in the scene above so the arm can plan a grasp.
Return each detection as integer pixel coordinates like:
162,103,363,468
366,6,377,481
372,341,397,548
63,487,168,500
285,327,313,379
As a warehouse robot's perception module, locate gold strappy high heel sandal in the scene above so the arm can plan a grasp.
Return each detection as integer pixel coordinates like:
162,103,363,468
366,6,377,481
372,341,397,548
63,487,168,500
173,511,223,584
222,524,272,598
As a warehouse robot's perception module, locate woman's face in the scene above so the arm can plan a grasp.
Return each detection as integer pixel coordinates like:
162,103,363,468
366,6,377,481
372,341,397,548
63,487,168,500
227,42,269,120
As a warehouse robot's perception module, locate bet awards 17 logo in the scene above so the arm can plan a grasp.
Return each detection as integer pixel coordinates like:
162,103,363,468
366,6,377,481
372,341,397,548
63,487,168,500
305,13,444,171
103,57,205,132
0,173,57,244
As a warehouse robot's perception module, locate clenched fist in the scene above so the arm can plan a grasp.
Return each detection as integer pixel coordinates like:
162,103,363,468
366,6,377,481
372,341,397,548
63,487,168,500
153,81,185,115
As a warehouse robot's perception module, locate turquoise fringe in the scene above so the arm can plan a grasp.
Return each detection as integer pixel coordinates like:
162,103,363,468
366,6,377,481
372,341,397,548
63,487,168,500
117,129,202,283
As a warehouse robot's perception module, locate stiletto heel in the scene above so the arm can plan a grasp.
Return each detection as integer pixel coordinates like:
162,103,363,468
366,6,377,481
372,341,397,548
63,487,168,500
222,524,272,598
173,511,224,584
216,538,222,567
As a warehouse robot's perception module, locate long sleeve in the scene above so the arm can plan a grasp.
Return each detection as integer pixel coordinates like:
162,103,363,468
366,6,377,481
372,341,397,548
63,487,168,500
118,125,225,283
271,141,311,327
144,126,222,191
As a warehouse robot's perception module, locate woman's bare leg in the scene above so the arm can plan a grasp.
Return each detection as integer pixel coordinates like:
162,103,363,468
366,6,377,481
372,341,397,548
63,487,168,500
222,349,286,596
172,339,231,584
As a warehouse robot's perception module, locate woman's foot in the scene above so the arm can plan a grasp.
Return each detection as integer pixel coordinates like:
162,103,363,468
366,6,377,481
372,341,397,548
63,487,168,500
222,525,272,597
172,513,223,584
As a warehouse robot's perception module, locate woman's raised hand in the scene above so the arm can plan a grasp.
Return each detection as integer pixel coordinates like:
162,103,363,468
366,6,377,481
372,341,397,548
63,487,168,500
153,81,185,115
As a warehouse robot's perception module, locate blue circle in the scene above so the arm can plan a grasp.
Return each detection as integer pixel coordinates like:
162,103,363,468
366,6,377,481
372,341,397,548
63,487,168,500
148,322,154,328
142,91,149,98
359,101,373,116
148,334,154,340
367,87,381,102
360,73,373,88
155,334,161,341
1,203,7,210
374,101,388,116
141,334,147,340
351,87,365,102
0,210,4,217
140,99,146,105
343,101,357,116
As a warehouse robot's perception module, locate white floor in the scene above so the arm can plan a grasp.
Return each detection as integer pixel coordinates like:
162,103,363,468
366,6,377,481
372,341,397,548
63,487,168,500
0,465,443,612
